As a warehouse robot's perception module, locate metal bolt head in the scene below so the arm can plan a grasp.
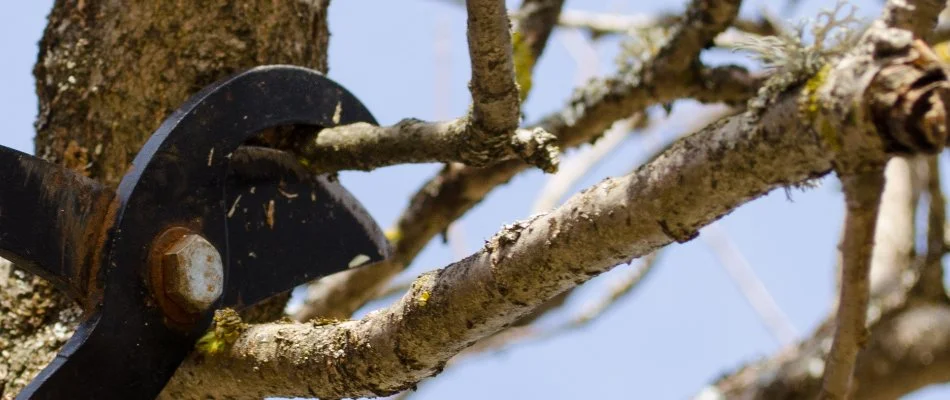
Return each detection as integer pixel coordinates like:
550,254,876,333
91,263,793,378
162,234,223,313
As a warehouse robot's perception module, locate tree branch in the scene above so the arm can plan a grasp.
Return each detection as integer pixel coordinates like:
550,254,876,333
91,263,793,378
159,7,950,397
293,0,750,321
294,121,559,173
557,8,779,43
916,155,947,299
819,169,886,400
531,116,636,213
511,0,565,61
166,85,838,398
271,0,559,174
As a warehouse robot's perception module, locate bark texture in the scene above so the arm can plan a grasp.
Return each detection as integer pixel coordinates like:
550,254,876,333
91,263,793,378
165,4,950,397
0,0,332,397
818,171,885,400
164,90,837,400
294,0,750,321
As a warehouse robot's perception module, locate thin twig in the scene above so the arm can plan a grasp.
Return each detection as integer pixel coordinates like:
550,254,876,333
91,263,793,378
556,9,778,40
279,0,559,174
819,169,886,400
916,155,947,299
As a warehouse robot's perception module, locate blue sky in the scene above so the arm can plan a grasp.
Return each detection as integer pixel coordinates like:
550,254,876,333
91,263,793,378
3,1,949,399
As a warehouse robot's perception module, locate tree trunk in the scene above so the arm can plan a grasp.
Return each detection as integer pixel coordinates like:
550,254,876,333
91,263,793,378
0,0,331,396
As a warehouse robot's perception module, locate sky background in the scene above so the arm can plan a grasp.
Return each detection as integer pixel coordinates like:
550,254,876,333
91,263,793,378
3,0,950,399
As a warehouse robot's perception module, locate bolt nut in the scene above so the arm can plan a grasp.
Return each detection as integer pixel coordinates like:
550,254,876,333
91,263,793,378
162,234,223,313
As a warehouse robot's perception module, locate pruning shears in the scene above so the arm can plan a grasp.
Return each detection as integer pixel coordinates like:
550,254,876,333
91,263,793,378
0,65,390,399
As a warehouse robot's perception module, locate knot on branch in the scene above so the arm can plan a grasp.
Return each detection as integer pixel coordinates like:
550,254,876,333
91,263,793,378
459,122,560,173
510,127,560,173
195,309,247,356
868,40,950,155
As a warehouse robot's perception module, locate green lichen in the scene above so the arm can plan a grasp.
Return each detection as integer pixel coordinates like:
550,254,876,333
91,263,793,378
799,64,842,153
384,227,402,247
413,273,436,307
196,308,247,356
801,63,832,119
512,31,535,102
730,1,863,113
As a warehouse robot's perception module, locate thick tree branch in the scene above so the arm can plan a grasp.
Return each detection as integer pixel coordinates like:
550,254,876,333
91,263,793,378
166,86,838,399
161,8,950,397
293,65,759,320
819,169,885,400
293,0,749,321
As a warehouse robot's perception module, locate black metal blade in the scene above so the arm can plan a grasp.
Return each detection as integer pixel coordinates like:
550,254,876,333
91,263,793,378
18,65,388,400
0,145,112,302
16,310,193,400
223,147,389,308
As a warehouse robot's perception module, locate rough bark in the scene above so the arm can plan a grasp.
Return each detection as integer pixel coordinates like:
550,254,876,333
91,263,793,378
275,0,560,175
0,0,331,397
293,0,750,321
819,170,885,400
164,6,950,397
289,121,558,173
165,87,837,400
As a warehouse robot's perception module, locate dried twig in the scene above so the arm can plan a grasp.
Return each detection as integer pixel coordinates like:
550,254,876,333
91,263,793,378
283,0,559,174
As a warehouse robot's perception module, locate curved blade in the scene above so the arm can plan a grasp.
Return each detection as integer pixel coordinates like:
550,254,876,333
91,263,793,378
223,147,389,308
20,65,387,400
0,145,112,303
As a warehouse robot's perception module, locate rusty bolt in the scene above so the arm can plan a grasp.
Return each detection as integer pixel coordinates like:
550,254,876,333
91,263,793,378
161,233,224,313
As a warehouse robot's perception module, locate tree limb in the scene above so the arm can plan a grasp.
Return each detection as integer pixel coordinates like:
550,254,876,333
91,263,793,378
293,121,559,173
511,0,565,62
915,155,947,299
557,8,779,44
166,85,838,398
293,0,750,321
531,116,636,213
160,7,950,396
270,0,560,174
819,169,886,400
